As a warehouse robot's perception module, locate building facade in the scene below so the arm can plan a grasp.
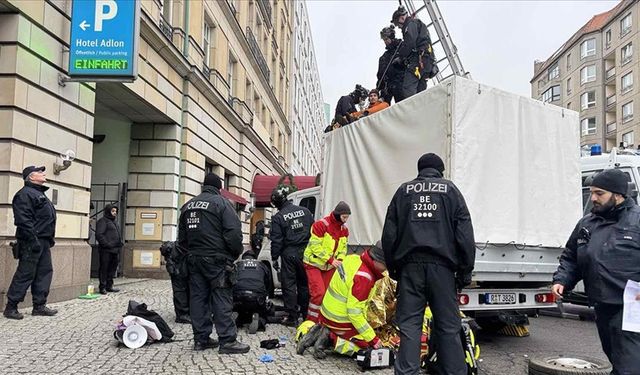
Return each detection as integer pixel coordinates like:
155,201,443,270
0,0,297,309
290,0,324,176
531,0,639,151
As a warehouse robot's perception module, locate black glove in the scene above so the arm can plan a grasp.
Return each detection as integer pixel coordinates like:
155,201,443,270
455,272,472,292
272,259,280,272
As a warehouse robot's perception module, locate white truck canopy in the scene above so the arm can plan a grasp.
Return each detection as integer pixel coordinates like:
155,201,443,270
321,76,582,248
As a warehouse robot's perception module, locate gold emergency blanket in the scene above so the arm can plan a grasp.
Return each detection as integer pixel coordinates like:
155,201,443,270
366,275,401,347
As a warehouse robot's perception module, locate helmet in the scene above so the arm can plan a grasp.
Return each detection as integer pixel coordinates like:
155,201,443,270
391,6,408,23
350,84,369,102
380,25,395,40
270,185,292,208
296,320,316,342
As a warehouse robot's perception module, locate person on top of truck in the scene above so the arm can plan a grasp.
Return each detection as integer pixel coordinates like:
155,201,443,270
377,25,403,104
382,153,475,375
334,85,368,126
303,201,351,323
362,89,390,117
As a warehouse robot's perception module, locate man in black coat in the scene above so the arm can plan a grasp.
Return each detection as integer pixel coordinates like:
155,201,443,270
178,172,249,354
333,84,368,126
4,166,58,320
159,241,190,324
553,169,640,374
270,186,314,326
382,153,475,375
95,203,123,294
377,26,404,104
233,250,273,334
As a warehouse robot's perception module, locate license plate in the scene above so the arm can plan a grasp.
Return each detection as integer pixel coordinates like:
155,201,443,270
486,293,516,304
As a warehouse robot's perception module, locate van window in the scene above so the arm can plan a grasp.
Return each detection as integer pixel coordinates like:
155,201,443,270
299,197,316,217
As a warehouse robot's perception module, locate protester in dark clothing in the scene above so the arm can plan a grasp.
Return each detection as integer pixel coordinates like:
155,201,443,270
233,251,273,334
159,241,190,324
250,220,266,256
377,25,404,104
178,172,249,354
391,6,438,101
553,169,640,374
4,166,58,320
270,186,314,326
95,203,123,294
382,153,475,375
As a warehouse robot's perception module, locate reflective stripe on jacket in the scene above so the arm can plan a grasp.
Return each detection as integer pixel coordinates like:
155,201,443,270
303,213,348,270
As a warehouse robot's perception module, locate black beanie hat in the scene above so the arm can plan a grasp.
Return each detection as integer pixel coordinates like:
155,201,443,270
203,173,222,189
334,201,351,215
590,169,628,196
417,153,445,173
369,241,386,264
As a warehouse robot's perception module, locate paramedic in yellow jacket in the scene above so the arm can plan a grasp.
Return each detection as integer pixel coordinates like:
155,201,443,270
297,243,387,357
303,201,351,322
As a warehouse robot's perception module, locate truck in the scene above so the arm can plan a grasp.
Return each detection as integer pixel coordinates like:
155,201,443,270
260,76,583,329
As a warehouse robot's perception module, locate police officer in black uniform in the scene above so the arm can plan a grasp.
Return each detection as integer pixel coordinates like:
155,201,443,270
159,241,190,324
553,169,640,373
233,250,273,334
4,166,58,320
391,6,438,101
382,153,475,375
270,186,314,326
178,173,249,353
377,25,404,104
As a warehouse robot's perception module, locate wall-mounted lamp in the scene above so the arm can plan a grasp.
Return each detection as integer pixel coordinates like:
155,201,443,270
53,149,76,175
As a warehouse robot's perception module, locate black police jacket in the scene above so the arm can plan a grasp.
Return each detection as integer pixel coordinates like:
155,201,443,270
398,17,431,61
95,204,123,254
377,39,404,86
12,181,56,244
382,168,476,281
178,186,243,262
554,198,640,305
270,200,313,260
335,95,357,118
233,258,271,296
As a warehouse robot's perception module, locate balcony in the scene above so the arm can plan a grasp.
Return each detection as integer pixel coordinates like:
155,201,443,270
607,122,617,133
246,27,271,82
606,67,616,81
257,0,272,28
159,15,173,41
606,94,617,107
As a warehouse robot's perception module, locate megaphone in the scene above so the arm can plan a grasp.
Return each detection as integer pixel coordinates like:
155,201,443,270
122,324,148,349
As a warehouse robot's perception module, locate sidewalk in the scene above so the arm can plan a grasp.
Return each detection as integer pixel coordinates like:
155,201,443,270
0,279,388,374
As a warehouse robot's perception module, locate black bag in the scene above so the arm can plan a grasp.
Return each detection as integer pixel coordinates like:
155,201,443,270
126,300,175,342
356,348,396,370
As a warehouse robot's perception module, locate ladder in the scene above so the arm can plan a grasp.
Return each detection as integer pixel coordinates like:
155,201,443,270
401,0,470,84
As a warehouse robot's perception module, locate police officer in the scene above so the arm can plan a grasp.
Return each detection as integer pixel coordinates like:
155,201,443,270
553,169,640,373
159,241,190,324
391,6,438,101
4,166,58,320
270,186,314,326
178,173,249,353
334,85,368,126
382,153,475,375
233,250,273,334
377,25,403,104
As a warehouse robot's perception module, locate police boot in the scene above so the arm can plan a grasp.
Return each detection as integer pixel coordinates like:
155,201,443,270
106,288,120,293
175,315,191,324
219,340,250,354
32,306,58,316
296,324,322,355
194,338,219,351
3,304,23,320
312,327,331,359
248,313,259,334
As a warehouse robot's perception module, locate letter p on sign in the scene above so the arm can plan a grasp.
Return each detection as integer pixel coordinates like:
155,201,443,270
95,0,118,32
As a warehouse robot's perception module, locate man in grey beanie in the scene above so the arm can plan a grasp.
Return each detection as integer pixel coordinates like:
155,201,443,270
553,168,640,373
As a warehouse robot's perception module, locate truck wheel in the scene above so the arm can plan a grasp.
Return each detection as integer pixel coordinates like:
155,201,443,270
528,356,611,375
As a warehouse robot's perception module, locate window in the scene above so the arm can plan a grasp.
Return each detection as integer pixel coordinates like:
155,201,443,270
623,101,634,122
605,29,611,47
228,53,237,96
581,91,596,110
581,117,596,136
581,65,596,84
623,131,634,147
245,79,253,112
162,0,173,23
203,20,213,67
542,85,560,103
622,72,633,93
567,77,572,95
547,63,559,80
621,14,632,36
566,53,571,70
622,43,633,65
580,38,596,58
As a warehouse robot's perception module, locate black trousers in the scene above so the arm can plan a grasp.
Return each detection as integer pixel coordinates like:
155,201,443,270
170,273,190,317
594,303,640,375
395,262,465,375
233,292,271,325
188,256,236,345
98,250,119,291
281,255,309,320
397,55,426,102
6,239,53,308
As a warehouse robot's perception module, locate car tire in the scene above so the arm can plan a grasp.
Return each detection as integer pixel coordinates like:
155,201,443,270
528,355,611,375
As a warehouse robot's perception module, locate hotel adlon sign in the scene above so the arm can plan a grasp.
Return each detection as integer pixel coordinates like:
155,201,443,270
69,0,140,81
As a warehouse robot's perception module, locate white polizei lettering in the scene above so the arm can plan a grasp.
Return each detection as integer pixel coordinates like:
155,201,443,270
186,201,210,210
406,182,448,194
283,210,305,221
95,0,118,32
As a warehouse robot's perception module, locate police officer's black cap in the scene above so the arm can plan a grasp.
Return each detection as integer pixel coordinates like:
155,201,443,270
590,169,629,196
22,165,45,180
380,25,395,39
203,173,222,189
391,6,408,23
417,153,445,173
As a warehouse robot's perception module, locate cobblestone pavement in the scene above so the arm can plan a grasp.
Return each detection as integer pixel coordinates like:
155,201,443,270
0,279,606,375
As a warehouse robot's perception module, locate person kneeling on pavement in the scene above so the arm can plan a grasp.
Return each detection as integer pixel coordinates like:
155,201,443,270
297,243,387,359
233,250,273,334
